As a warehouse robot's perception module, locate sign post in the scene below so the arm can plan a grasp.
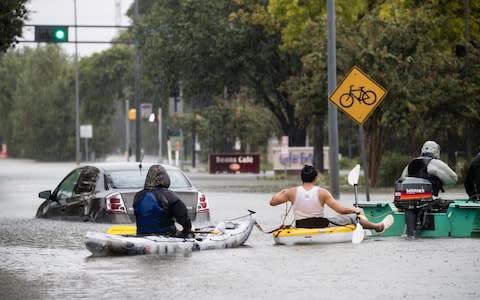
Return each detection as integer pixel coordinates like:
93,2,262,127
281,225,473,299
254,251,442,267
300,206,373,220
80,124,93,162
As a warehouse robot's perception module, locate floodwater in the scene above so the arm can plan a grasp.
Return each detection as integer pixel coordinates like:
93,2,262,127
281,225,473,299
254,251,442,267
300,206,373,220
1,159,479,299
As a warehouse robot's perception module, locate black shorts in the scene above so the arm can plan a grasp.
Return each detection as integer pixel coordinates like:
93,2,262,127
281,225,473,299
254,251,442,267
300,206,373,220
296,214,357,228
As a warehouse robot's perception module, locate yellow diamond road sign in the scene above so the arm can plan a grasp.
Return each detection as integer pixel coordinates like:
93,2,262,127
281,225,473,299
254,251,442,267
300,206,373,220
329,66,387,124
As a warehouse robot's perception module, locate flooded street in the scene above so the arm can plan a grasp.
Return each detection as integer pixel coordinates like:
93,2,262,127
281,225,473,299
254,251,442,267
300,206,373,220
1,159,480,299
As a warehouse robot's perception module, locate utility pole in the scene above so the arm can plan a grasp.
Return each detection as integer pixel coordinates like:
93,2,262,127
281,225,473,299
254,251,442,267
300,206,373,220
134,0,142,162
327,0,340,198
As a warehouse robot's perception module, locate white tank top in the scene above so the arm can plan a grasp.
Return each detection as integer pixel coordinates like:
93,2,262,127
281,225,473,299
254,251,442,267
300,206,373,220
293,186,324,220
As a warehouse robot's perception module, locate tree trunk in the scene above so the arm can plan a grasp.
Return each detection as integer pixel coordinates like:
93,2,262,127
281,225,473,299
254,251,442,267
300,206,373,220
313,117,325,173
364,115,385,187
287,126,307,147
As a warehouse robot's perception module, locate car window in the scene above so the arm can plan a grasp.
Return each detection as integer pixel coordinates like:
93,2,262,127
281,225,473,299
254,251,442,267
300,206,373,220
56,169,82,200
107,170,146,189
74,167,99,194
107,168,192,189
168,170,192,188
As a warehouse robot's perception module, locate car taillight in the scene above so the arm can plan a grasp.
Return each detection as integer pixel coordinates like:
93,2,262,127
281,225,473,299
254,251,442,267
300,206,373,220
197,192,209,212
106,192,126,214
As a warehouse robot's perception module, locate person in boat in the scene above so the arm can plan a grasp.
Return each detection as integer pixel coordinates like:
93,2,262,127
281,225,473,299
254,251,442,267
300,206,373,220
400,140,457,209
270,165,393,232
464,148,480,200
133,165,193,237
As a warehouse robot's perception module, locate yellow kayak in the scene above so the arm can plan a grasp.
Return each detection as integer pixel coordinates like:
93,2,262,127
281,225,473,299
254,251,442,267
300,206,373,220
272,224,361,245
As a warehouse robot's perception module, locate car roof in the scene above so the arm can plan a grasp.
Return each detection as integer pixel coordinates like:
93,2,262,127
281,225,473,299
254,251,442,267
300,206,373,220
80,162,181,172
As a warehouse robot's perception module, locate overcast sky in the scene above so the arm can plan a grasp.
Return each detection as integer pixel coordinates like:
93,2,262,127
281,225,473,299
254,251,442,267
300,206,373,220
20,0,134,57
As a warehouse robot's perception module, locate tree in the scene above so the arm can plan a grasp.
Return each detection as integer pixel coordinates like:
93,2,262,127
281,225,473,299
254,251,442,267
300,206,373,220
0,50,24,147
79,46,134,158
0,0,28,52
336,1,480,185
9,46,75,160
135,0,308,149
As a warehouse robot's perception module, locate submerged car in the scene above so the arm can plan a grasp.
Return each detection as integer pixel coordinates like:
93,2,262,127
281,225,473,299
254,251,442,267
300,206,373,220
36,162,210,224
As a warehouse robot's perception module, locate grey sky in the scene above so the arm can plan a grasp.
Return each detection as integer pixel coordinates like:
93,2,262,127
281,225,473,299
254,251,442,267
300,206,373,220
21,0,134,57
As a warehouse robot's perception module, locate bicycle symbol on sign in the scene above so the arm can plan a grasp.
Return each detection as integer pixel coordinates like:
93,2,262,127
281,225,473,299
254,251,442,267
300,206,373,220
339,85,377,108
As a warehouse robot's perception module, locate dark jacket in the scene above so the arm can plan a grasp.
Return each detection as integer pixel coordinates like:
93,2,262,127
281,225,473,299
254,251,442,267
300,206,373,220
464,153,480,198
133,188,192,235
133,165,192,236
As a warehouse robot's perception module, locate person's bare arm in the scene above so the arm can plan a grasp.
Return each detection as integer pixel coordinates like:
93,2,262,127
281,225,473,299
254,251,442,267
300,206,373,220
321,188,360,215
270,187,296,206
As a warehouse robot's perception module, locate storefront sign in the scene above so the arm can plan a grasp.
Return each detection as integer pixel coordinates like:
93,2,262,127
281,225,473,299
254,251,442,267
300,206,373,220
208,153,260,174
272,147,329,172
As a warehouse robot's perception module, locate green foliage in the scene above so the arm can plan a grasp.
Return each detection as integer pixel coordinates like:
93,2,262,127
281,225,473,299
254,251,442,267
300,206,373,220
260,159,273,172
137,0,309,147
8,46,74,160
377,152,411,187
0,51,23,145
0,0,28,52
79,46,134,157
0,45,134,161
339,156,359,170
173,88,276,162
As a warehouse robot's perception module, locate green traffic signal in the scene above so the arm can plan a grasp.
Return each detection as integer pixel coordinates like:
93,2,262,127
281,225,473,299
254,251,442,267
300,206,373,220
34,26,69,43
52,27,68,42
53,29,66,41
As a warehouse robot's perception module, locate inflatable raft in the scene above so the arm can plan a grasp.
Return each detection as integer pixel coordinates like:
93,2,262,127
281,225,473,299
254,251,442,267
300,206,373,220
85,211,256,256
271,224,368,245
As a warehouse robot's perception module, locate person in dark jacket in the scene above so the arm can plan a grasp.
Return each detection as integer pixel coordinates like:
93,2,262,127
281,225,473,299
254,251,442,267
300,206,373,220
464,149,480,200
133,165,193,237
401,140,457,197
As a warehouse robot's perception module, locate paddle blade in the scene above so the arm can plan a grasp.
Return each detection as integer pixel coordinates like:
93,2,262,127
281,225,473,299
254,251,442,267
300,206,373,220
347,164,361,186
106,225,136,235
352,222,364,244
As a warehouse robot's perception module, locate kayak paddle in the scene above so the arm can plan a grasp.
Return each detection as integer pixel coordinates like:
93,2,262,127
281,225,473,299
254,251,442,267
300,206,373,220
347,164,364,244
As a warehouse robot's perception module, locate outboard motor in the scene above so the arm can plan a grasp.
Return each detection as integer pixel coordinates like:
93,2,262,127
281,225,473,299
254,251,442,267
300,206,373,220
394,177,433,238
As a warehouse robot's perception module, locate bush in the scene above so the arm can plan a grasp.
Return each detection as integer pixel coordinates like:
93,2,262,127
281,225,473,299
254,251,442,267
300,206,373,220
377,152,411,187
340,156,360,170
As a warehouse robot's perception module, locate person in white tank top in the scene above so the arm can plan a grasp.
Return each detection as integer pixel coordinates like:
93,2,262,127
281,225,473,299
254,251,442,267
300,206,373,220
270,165,393,231
293,186,324,219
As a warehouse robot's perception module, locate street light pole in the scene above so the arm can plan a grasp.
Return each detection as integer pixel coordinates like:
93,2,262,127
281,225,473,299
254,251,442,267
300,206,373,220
125,99,130,161
134,0,142,162
74,0,80,165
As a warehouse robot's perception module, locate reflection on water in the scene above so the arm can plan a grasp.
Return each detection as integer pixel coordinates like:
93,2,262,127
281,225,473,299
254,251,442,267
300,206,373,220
1,159,479,299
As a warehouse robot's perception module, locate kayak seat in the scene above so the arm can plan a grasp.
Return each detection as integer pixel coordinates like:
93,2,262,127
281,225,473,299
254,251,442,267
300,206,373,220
295,217,330,228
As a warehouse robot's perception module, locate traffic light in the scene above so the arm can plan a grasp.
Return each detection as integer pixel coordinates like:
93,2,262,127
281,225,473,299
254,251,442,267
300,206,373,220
35,26,69,43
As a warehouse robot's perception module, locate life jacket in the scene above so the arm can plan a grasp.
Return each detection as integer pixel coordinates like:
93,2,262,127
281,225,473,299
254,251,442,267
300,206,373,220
407,156,443,196
134,191,175,235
